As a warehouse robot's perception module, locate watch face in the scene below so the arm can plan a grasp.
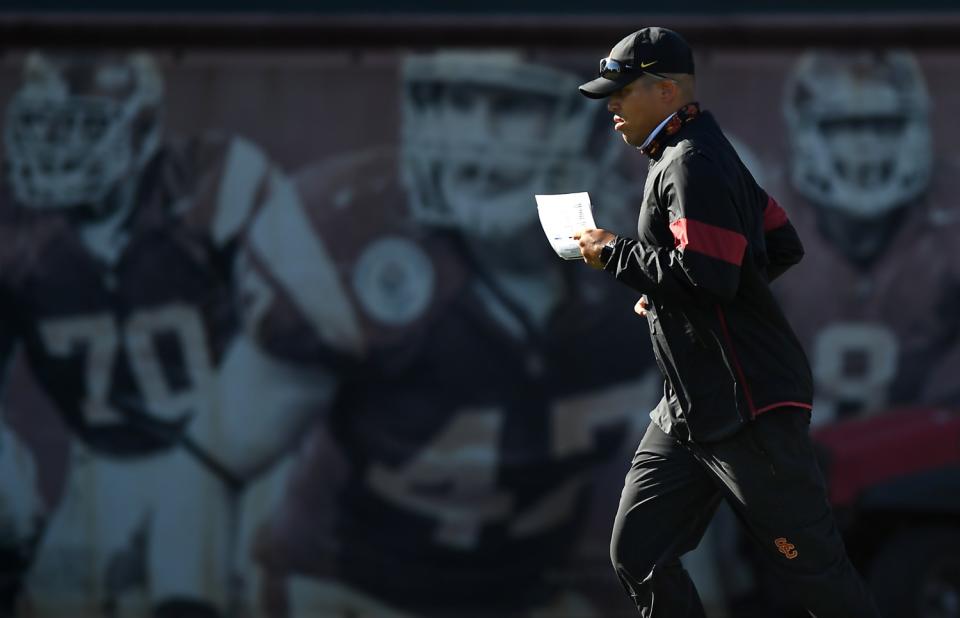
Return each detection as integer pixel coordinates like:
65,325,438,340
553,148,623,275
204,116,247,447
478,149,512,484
600,241,615,266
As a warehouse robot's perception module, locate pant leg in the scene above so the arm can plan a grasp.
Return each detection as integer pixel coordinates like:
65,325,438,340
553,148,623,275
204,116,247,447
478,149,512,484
700,410,880,618
610,421,722,617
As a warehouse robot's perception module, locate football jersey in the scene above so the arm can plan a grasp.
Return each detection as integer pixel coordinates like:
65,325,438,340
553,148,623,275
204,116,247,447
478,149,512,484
772,191,960,421
244,147,658,613
0,133,274,458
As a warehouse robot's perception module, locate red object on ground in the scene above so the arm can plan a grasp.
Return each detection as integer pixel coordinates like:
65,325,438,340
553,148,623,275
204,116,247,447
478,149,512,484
812,407,960,508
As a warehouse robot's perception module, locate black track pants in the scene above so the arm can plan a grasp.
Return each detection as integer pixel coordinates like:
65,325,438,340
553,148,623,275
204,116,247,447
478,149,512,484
609,409,880,618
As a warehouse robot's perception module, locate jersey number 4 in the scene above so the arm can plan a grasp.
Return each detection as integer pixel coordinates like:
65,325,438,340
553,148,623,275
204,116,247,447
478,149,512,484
367,377,656,550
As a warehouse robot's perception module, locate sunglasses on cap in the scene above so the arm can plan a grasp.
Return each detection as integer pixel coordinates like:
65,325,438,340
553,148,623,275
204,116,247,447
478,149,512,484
598,57,676,83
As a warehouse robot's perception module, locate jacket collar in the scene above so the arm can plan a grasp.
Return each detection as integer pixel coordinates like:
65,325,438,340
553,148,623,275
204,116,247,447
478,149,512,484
641,102,701,160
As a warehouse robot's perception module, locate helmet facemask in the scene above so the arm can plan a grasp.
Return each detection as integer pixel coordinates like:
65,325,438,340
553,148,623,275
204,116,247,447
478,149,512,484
784,51,932,219
4,53,163,216
401,53,600,240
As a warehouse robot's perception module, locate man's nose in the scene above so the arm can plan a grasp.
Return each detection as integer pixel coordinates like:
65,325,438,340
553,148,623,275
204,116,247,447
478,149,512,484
607,99,618,113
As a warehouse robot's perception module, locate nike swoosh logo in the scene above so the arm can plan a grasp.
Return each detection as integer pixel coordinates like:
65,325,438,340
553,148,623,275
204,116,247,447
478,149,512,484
640,60,658,68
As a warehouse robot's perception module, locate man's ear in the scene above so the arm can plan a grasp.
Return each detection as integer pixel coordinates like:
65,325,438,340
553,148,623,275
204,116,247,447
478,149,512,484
660,80,678,103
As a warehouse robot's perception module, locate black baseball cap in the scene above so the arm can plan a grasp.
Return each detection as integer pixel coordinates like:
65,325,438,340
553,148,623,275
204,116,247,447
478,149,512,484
578,27,695,99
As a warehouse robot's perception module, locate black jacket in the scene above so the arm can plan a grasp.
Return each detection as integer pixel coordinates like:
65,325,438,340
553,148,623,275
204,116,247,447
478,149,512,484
605,108,812,442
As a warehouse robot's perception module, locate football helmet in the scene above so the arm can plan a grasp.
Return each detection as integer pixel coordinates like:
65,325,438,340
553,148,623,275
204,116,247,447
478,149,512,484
4,52,163,211
783,50,931,218
401,52,613,237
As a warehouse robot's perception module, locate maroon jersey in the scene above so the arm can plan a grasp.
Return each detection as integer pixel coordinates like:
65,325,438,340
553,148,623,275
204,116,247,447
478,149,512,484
243,147,656,614
0,133,274,457
772,192,960,420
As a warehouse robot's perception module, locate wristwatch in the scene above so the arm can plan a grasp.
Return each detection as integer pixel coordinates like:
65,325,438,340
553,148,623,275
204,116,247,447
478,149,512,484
599,237,618,268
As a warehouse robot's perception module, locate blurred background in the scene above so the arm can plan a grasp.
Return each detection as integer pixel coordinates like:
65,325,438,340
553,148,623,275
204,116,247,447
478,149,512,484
0,1,958,617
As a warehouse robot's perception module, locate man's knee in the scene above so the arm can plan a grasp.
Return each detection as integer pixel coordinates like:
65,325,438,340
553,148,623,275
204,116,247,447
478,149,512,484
610,527,655,583
609,527,627,572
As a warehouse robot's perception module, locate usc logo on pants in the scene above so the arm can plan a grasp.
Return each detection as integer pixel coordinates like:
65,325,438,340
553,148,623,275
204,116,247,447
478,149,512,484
775,537,798,559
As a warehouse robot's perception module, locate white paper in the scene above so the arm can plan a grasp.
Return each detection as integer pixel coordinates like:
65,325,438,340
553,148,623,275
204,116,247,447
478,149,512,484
535,192,597,260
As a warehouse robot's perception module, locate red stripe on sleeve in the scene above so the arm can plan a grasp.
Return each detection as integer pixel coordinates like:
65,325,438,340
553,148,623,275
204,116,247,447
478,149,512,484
669,218,746,266
763,195,789,232
755,401,814,415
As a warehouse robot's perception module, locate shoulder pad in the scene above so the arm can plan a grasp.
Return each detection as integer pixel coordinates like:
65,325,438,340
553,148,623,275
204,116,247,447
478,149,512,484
169,133,272,247
244,147,467,360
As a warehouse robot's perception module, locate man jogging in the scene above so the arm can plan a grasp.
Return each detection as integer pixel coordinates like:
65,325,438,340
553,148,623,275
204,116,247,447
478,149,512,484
574,26,881,617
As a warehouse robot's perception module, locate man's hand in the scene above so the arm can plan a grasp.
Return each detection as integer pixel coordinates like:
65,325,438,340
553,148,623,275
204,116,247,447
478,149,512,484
634,295,649,317
574,228,616,269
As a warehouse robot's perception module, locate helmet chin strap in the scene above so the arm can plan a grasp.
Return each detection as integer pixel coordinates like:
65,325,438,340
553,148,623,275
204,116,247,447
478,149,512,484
814,200,912,269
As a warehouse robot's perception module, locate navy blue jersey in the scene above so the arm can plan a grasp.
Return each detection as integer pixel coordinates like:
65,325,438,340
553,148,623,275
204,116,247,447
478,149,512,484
772,184,960,419
0,134,273,457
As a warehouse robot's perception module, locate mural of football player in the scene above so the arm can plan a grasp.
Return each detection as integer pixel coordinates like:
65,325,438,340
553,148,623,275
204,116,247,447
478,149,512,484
0,52,312,617
233,51,733,617
775,50,960,424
